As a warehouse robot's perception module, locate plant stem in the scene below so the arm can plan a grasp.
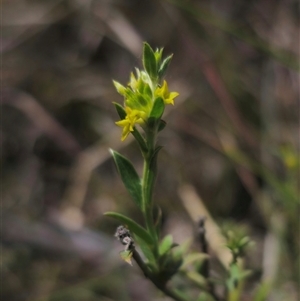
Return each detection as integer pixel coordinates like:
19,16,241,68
142,127,158,243
132,249,191,301
197,217,220,300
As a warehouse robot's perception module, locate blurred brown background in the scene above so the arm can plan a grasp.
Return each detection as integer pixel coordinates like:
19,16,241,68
2,0,299,300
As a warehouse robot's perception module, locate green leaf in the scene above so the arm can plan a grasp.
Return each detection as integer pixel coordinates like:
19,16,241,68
147,117,156,129
110,149,142,209
254,281,271,301
158,120,167,132
119,250,133,266
149,97,165,120
113,80,127,95
160,256,183,281
143,42,157,79
158,54,173,79
186,271,208,289
113,102,126,120
131,130,148,154
154,47,163,65
159,234,174,256
181,253,209,269
134,235,157,268
104,211,153,246
227,263,252,292
172,239,192,259
238,236,251,248
197,292,215,301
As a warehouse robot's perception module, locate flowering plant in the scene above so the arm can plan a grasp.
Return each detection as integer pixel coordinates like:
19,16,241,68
105,43,189,300
105,43,254,301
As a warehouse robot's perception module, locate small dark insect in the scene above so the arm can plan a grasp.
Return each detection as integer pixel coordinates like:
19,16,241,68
115,225,135,251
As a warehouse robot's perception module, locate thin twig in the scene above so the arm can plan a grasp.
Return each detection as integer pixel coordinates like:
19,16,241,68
197,217,220,301
197,216,209,277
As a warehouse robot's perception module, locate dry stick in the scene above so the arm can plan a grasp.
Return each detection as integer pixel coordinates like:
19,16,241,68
197,217,220,301
132,249,191,301
197,217,209,277
179,185,232,269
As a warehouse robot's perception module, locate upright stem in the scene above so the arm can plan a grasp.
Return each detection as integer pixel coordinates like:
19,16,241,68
142,127,159,253
143,159,157,240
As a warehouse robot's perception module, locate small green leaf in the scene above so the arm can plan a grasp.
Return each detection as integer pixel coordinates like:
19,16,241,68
181,253,209,269
104,211,153,246
113,80,127,95
158,54,173,79
120,250,133,266
131,130,148,154
186,271,208,289
159,234,173,256
154,48,163,65
110,149,142,209
239,236,251,248
113,102,126,120
149,97,165,120
134,235,157,268
143,42,157,79
254,281,271,301
158,120,167,132
172,239,192,259
197,292,215,301
227,263,251,291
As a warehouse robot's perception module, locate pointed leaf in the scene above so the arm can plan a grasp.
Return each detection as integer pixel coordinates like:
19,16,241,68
120,250,133,266
150,97,165,119
131,130,148,154
143,42,157,79
158,120,167,132
159,234,174,256
172,239,192,259
154,47,163,65
113,102,126,120
113,80,127,95
197,292,215,301
181,253,209,269
110,149,142,209
158,54,173,79
134,235,157,267
104,211,153,246
186,271,208,289
254,281,271,301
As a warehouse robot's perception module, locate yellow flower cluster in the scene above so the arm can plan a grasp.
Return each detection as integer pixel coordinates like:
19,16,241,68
115,79,178,141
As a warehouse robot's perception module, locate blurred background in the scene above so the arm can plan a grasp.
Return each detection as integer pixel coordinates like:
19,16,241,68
2,0,299,300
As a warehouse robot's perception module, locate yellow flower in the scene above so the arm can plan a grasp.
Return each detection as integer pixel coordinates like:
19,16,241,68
115,107,147,141
155,80,179,105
